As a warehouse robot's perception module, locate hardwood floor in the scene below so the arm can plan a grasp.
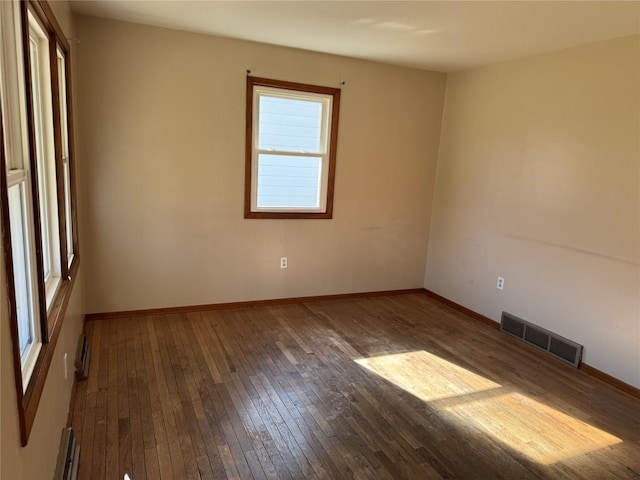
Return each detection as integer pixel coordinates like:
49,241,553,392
71,293,640,480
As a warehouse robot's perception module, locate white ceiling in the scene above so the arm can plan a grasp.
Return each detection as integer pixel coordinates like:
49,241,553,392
70,1,640,72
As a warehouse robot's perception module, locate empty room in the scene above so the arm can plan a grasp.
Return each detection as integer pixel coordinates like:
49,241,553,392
1,0,639,479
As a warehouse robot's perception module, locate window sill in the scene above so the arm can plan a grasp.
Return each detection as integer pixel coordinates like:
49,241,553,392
245,211,333,219
45,275,62,314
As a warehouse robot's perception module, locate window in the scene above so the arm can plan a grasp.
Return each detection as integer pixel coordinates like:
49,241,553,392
1,0,43,392
0,0,79,446
56,46,75,267
245,76,341,219
28,11,62,307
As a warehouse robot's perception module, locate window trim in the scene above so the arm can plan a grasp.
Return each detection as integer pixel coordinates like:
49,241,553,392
244,76,341,219
251,86,332,214
0,0,80,446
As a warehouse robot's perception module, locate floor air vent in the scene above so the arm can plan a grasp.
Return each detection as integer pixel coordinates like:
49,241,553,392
500,312,583,367
53,428,80,480
74,334,90,381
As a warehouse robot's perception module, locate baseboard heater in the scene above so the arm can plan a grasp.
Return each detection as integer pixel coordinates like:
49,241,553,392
500,312,583,367
74,334,90,381
53,428,80,480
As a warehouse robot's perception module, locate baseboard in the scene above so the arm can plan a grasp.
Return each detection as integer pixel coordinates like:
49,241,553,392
422,289,640,400
85,288,426,321
579,363,640,399
423,289,499,329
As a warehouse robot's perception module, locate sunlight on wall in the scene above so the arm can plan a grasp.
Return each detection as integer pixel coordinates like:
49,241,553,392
355,350,622,465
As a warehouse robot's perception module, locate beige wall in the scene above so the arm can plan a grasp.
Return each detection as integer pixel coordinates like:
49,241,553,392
75,15,447,313
1,269,84,480
1,2,85,479
425,35,640,387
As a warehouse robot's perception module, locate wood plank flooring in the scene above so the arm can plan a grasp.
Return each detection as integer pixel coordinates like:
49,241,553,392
71,293,640,479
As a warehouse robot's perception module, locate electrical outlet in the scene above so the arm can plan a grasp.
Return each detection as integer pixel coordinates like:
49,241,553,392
63,352,68,379
497,276,505,290
280,257,288,269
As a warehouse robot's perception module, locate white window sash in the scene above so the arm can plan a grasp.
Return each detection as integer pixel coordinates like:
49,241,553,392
28,11,62,305
57,47,74,266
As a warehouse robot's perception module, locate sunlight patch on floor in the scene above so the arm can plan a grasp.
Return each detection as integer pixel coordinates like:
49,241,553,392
443,391,621,464
355,350,500,402
355,350,622,464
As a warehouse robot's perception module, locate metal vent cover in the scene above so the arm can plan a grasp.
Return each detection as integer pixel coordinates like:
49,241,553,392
500,312,583,367
53,428,80,480
74,334,90,381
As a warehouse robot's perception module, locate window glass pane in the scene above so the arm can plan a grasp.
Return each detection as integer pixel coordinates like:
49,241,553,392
57,49,73,264
258,95,323,153
29,36,52,280
8,182,36,363
56,50,69,160
257,153,321,208
29,21,61,291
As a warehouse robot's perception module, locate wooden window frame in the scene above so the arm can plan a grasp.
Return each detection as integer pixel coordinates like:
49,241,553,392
244,76,341,219
0,0,80,446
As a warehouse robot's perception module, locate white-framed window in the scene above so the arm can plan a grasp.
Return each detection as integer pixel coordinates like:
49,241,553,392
6,172,42,387
1,0,42,390
28,11,61,307
57,47,73,267
245,76,341,219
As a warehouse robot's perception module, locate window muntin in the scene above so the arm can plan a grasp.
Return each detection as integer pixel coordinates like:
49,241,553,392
245,77,340,219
